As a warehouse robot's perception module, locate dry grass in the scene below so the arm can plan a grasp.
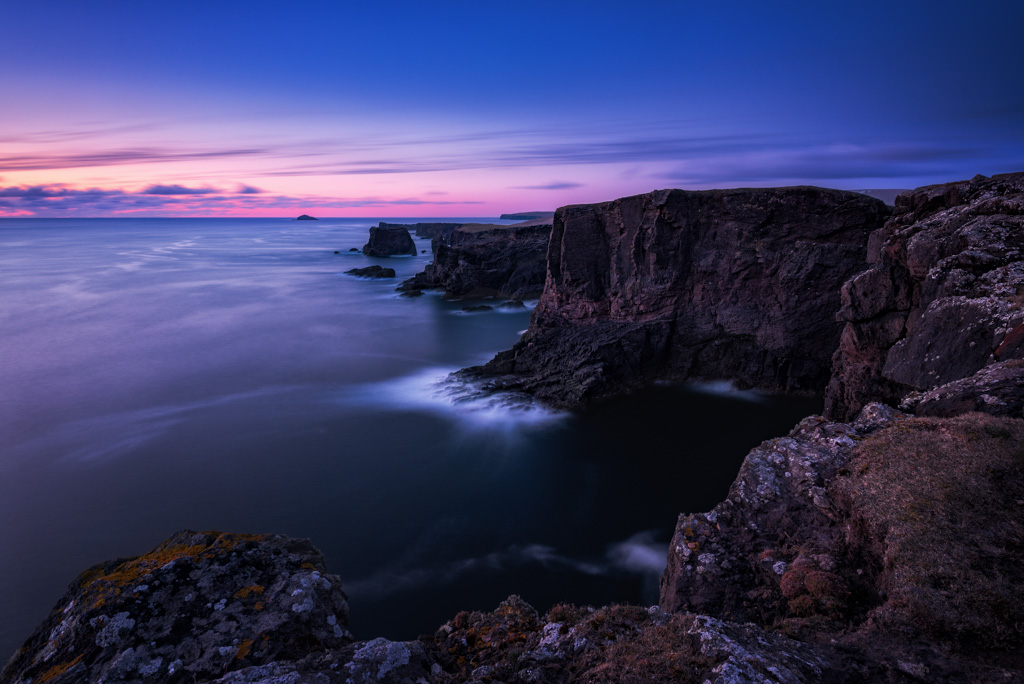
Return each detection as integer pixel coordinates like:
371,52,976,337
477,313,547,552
833,413,1024,649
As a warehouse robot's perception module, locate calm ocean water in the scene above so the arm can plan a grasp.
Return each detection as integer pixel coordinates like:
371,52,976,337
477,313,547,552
0,218,820,657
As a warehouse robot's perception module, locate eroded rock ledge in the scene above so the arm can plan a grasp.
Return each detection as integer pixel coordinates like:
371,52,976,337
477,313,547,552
467,187,890,407
398,220,552,300
825,172,1024,419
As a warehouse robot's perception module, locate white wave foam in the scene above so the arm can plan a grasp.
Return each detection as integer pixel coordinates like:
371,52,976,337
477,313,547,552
338,367,564,429
684,380,766,404
344,532,666,601
606,531,667,574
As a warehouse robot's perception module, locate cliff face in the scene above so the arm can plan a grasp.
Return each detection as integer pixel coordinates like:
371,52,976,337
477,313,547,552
825,172,1024,419
473,187,890,406
399,221,552,300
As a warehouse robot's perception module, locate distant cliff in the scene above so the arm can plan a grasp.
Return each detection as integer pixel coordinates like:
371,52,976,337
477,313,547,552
470,187,889,406
399,220,552,299
499,211,555,221
377,221,464,241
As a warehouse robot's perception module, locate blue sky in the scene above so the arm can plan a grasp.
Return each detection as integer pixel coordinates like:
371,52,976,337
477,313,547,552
1,0,1022,216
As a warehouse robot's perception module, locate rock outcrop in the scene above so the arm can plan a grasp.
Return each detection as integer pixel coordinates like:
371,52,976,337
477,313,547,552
661,405,1024,681
825,172,1024,420
296,215,318,221
345,265,396,279
1,531,351,684
469,187,890,407
362,224,417,257
398,220,552,299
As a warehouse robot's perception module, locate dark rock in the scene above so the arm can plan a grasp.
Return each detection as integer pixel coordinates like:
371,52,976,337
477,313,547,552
497,300,526,310
467,187,890,407
333,251,339,254
400,290,424,298
296,215,318,221
212,639,438,683
362,224,417,257
825,172,1024,420
1,531,351,684
348,248,359,252
398,220,552,300
345,265,396,279
461,305,493,313
901,359,1024,417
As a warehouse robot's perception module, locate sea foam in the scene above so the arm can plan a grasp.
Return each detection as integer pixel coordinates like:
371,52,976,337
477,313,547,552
337,367,564,429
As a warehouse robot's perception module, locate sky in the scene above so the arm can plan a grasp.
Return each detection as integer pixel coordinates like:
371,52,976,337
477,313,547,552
1,0,1022,217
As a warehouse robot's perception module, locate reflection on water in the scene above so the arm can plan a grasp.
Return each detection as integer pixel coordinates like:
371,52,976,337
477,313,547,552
0,218,820,654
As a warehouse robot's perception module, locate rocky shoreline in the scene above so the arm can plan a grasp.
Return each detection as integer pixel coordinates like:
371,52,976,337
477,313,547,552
6,175,1023,682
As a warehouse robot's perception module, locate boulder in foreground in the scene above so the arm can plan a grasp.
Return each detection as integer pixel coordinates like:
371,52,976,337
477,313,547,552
1,531,351,684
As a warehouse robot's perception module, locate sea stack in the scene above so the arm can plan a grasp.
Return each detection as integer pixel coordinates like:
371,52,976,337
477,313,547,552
296,214,318,220
361,223,417,257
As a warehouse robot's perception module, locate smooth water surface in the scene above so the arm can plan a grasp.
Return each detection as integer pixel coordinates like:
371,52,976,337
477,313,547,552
0,218,820,656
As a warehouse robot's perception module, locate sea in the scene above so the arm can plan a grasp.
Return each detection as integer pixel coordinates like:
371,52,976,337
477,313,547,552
0,217,821,658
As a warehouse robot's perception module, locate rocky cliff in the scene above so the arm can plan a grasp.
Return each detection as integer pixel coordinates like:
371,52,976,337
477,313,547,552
659,404,1024,682
362,224,417,257
398,220,552,300
469,187,890,406
824,172,1024,420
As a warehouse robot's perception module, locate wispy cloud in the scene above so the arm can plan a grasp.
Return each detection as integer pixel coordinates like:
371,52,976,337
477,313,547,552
0,147,268,172
0,183,481,216
513,181,584,190
140,184,218,195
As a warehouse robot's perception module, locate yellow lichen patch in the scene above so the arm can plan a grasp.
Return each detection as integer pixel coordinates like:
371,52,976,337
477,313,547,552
95,544,207,585
233,585,265,600
236,639,254,660
253,602,264,611
300,562,317,570
81,543,209,606
38,654,83,683
195,533,272,561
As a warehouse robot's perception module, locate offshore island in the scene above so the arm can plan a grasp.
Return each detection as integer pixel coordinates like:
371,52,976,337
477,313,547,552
4,173,1024,683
